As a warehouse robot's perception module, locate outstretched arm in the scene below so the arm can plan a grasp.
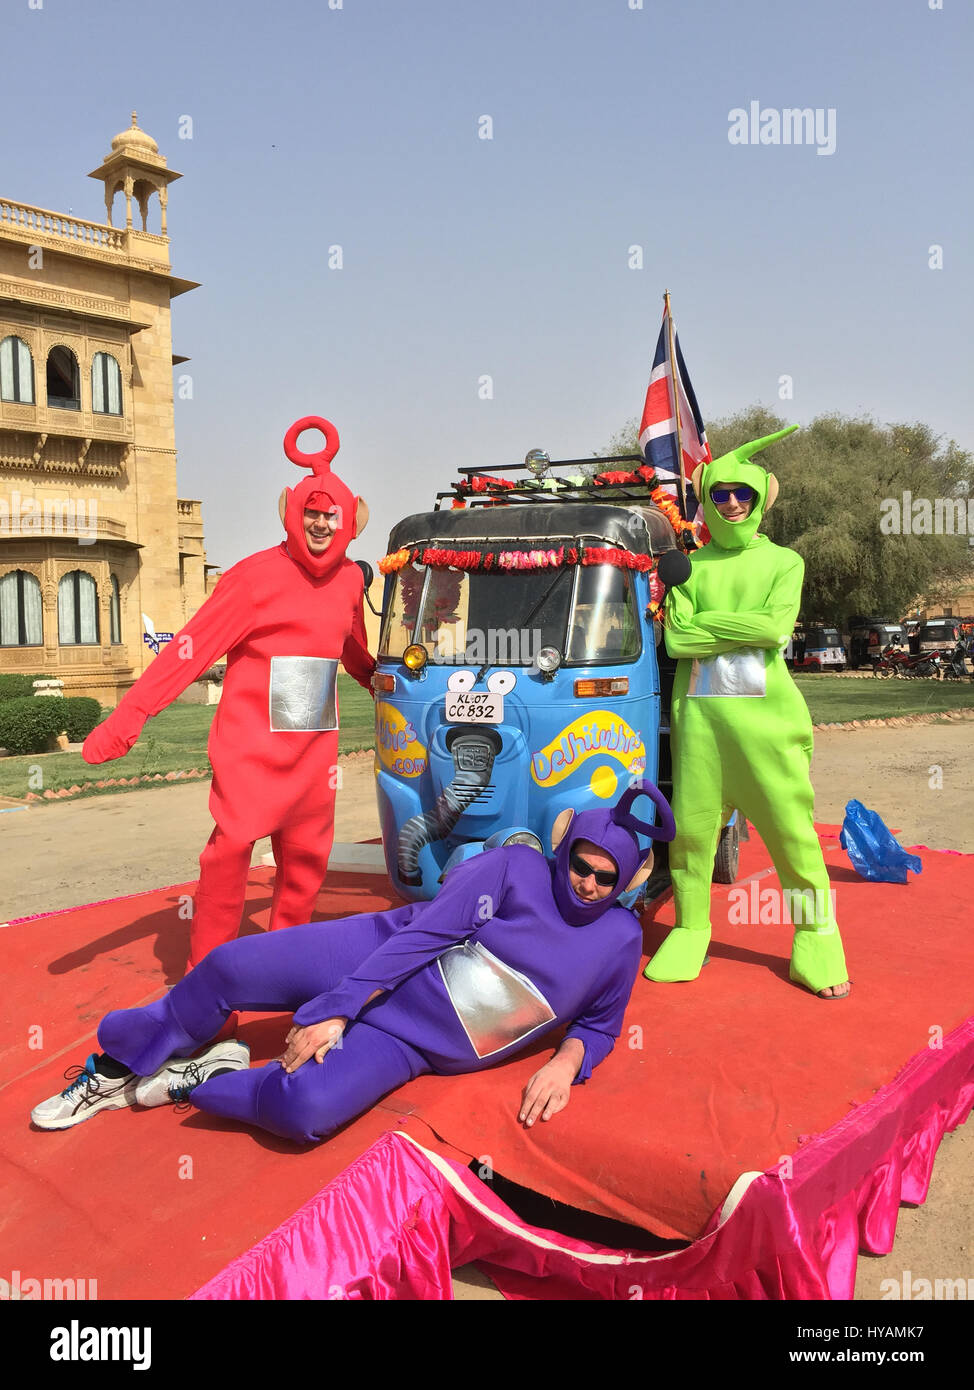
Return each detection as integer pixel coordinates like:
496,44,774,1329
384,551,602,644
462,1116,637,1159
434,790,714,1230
83,569,255,763
83,564,257,761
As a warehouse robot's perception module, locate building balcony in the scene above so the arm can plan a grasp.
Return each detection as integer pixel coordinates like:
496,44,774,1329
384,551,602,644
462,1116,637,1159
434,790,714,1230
0,397,134,442
0,197,170,272
0,507,139,548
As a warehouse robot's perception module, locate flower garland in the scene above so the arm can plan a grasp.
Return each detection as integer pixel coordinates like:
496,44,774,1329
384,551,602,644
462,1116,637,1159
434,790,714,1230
379,541,675,622
580,547,654,572
378,542,675,577
456,475,519,494
592,463,657,487
378,547,411,575
648,487,684,536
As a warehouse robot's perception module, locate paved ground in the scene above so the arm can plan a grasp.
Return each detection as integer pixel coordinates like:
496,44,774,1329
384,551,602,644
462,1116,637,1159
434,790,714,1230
2,727,971,1299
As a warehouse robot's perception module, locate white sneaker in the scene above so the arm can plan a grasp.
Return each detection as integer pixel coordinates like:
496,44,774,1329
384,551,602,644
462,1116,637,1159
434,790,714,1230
135,1040,250,1108
31,1055,139,1130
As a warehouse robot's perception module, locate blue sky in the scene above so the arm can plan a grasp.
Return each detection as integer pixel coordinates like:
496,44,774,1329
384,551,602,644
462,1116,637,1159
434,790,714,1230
4,0,971,576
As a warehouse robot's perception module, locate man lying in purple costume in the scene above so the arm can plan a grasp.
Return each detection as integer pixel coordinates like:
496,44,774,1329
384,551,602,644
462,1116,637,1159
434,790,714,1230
32,783,674,1144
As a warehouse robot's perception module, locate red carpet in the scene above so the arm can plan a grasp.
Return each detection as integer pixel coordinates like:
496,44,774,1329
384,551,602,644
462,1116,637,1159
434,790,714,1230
397,826,974,1240
0,870,415,1300
2,829,971,1297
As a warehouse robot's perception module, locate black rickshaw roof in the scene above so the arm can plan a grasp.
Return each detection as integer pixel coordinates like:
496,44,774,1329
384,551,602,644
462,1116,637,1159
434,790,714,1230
385,503,676,558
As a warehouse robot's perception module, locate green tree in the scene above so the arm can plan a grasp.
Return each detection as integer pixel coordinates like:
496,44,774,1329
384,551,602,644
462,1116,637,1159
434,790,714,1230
606,408,974,626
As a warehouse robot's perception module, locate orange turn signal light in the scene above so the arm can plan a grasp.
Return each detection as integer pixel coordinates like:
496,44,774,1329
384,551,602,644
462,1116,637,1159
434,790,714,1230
573,677,629,697
373,673,395,693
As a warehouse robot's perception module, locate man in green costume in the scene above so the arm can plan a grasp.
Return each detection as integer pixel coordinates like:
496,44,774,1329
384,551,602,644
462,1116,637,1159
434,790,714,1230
645,426,850,998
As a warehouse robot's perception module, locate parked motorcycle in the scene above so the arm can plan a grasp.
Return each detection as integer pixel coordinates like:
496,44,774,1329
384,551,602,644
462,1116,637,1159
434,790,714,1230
873,643,938,679
936,644,972,681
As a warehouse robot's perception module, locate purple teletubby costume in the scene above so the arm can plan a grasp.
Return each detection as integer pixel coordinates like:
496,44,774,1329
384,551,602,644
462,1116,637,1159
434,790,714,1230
97,782,674,1144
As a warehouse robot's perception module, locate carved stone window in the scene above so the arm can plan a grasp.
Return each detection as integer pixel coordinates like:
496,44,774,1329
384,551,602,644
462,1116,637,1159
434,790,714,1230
1,336,35,404
110,573,122,644
47,346,81,411
0,569,43,646
58,570,99,645
92,352,123,415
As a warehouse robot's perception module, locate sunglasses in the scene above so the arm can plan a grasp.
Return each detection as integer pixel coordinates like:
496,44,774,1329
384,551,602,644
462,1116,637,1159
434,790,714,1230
569,849,618,888
710,486,756,505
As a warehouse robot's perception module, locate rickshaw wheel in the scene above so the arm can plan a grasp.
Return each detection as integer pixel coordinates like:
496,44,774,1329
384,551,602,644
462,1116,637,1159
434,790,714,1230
713,819,740,884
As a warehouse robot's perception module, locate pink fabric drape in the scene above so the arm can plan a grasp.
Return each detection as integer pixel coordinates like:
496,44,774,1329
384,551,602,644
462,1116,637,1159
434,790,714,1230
192,1019,974,1300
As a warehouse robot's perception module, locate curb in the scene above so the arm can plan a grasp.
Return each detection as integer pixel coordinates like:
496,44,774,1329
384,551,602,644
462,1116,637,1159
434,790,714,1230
813,709,974,732
8,748,376,806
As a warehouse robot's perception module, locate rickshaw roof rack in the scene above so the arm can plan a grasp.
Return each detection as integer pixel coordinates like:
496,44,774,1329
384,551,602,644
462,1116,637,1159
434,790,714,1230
387,501,677,558
434,486,663,508
452,453,645,476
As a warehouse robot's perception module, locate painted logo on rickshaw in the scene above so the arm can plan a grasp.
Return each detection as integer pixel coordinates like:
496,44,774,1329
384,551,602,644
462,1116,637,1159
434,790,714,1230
375,701,428,778
531,713,645,787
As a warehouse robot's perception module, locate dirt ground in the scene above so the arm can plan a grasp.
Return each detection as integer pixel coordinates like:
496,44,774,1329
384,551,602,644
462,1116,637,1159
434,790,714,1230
2,726,971,1300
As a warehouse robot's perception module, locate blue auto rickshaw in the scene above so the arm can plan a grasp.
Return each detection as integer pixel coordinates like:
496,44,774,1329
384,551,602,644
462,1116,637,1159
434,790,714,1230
370,457,740,901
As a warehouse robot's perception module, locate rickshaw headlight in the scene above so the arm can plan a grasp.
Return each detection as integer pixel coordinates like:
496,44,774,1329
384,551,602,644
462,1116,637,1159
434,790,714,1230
403,644,428,673
535,646,562,674
503,831,543,853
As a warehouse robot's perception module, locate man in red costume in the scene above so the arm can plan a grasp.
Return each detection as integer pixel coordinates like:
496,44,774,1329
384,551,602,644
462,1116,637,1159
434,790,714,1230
83,417,375,968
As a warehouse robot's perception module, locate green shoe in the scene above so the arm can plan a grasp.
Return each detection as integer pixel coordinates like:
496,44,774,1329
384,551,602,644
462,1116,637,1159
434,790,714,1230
643,926,711,982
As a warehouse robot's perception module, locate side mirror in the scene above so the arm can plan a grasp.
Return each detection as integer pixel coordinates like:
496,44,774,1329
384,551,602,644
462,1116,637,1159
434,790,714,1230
656,549,692,589
355,559,382,617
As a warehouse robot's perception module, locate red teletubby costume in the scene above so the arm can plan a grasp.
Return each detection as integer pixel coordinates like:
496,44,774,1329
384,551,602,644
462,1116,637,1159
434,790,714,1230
83,417,375,968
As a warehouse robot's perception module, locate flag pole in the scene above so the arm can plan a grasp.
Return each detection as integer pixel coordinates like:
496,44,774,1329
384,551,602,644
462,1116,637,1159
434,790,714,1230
664,289,689,521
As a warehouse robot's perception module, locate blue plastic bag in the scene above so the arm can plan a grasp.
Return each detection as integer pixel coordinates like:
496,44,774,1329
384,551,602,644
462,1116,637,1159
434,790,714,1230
839,799,922,884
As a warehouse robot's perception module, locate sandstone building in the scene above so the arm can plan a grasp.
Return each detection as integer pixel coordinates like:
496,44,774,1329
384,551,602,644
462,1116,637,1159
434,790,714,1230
0,114,217,703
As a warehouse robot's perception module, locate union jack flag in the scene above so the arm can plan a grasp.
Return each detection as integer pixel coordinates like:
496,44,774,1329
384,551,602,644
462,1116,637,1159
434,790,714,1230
638,303,711,521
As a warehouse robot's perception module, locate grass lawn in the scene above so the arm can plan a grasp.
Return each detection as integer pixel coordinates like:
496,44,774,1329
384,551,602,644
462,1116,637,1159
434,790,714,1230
793,673,974,724
2,673,970,803
0,675,376,802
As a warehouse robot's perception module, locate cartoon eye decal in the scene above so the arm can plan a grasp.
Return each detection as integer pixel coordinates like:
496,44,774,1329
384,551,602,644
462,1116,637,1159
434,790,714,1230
447,670,476,693
487,671,516,695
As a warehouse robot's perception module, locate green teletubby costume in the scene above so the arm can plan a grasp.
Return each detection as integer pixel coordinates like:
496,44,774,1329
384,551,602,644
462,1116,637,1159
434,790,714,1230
644,425,849,995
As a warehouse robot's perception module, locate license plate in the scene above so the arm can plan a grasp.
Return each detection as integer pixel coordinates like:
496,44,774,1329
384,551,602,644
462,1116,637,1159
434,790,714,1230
445,692,503,723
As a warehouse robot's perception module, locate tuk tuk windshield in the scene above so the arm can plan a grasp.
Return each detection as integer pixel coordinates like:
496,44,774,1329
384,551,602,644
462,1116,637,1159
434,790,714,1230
379,559,641,666
920,620,959,645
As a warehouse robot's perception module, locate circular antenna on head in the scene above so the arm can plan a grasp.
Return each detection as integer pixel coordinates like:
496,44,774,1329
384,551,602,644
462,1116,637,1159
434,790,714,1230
283,416,341,471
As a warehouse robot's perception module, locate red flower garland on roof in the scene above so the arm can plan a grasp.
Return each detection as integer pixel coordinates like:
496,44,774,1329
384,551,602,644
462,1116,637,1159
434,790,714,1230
378,542,675,576
458,475,518,494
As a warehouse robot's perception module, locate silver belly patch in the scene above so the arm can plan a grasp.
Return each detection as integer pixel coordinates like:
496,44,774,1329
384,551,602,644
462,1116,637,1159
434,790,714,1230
688,648,767,698
438,940,556,1059
269,656,339,731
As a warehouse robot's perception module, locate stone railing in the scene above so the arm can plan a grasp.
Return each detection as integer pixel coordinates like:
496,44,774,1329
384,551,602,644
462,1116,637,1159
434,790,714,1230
0,199,125,252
